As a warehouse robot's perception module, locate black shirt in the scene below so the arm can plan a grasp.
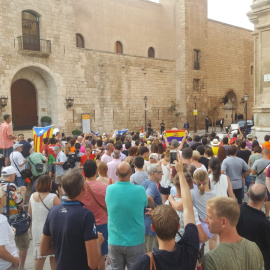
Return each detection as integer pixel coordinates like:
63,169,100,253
236,203,270,270
132,224,199,270
191,143,202,151
20,140,32,158
43,200,98,270
198,156,209,170
237,150,251,164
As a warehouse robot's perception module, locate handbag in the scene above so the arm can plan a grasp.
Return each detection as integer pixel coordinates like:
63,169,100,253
147,252,157,270
86,183,107,214
28,156,44,173
11,153,32,179
38,193,50,211
6,183,31,236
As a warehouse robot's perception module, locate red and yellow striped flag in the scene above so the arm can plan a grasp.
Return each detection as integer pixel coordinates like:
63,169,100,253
33,125,54,153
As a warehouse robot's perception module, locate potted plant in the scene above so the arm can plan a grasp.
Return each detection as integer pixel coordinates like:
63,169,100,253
72,129,82,136
41,116,52,127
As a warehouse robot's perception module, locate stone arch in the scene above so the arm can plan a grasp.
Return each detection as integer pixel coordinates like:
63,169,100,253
10,64,60,128
223,89,237,126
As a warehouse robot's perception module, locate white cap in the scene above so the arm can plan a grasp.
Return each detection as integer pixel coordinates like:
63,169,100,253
13,143,23,150
2,166,17,175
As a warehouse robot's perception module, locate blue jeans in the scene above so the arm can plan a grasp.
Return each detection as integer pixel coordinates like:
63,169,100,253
15,176,25,187
242,175,251,199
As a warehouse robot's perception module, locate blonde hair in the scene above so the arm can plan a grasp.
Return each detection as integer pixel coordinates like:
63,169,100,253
193,170,208,195
97,161,108,177
64,144,71,155
192,150,201,161
207,197,240,226
164,149,170,162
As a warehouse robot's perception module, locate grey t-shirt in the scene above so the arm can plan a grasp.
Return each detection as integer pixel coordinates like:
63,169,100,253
130,171,148,185
55,151,68,177
252,158,270,186
221,156,250,189
191,189,216,221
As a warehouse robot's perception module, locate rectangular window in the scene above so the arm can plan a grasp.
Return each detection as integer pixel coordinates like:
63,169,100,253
194,49,200,70
193,79,200,92
250,65,253,75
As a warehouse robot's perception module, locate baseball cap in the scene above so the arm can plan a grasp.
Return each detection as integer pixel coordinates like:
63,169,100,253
13,143,23,150
2,166,17,176
149,153,159,161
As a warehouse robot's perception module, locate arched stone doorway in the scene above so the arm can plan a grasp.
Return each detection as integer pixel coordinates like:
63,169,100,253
223,90,237,126
11,79,38,130
10,65,59,130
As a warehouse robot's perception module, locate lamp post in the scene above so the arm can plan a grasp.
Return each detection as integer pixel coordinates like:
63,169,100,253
243,94,249,139
144,96,148,133
194,96,197,132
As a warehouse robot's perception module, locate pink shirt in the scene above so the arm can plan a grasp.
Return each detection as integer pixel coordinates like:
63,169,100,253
107,159,121,182
101,153,113,164
83,181,108,225
0,122,13,149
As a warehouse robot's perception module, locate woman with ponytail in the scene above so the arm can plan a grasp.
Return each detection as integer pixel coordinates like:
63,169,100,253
209,157,234,198
191,170,217,250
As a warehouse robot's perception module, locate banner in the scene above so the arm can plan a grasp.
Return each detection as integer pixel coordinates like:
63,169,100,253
165,130,185,143
33,125,54,153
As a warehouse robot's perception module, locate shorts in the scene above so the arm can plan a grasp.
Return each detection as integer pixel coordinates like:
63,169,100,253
200,220,214,239
160,185,171,195
3,147,13,158
48,164,55,173
15,231,30,251
15,176,25,187
55,175,64,185
96,223,108,255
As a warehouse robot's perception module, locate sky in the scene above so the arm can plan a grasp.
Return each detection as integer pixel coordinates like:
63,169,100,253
148,0,254,30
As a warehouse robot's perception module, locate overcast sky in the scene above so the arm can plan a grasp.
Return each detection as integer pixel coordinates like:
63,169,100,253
148,0,254,30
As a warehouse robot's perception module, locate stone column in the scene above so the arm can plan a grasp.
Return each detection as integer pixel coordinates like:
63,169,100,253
248,0,270,141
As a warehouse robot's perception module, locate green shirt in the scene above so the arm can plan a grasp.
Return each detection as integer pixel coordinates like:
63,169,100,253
27,152,46,176
202,238,264,270
105,181,147,246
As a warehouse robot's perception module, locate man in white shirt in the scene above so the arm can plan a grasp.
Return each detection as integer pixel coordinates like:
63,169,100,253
52,145,67,187
9,143,27,187
107,151,121,182
101,143,114,164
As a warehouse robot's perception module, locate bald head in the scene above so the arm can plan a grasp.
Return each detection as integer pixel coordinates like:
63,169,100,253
106,143,114,154
116,161,132,182
248,184,267,203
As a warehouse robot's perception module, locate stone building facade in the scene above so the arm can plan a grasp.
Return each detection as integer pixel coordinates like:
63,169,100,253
0,0,254,134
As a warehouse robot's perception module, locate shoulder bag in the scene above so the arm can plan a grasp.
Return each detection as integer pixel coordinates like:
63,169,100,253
38,193,50,211
147,252,157,270
11,153,32,179
86,183,107,214
6,183,31,236
256,162,270,177
28,156,44,173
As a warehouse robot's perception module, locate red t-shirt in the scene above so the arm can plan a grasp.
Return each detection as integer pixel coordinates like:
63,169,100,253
41,144,48,156
47,144,56,159
80,154,95,165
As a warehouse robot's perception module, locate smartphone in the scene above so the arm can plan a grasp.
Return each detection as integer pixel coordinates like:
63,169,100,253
170,150,177,166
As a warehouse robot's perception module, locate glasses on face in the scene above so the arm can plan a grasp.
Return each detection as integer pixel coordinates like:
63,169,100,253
154,171,163,174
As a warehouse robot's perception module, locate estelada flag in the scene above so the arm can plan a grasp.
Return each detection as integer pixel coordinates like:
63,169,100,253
165,130,185,143
33,125,54,153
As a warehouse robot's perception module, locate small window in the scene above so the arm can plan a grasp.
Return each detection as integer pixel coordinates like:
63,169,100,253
148,47,155,58
193,79,200,92
115,41,123,54
194,49,200,70
76,33,84,48
250,65,253,75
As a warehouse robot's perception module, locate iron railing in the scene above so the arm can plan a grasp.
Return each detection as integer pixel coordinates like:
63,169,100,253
17,36,51,54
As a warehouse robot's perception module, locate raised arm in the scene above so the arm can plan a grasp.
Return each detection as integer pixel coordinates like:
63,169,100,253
175,154,195,226
179,130,188,151
238,127,243,140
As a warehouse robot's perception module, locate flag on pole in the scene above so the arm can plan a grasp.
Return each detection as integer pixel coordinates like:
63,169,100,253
140,126,143,133
117,129,129,136
91,130,99,136
164,130,185,143
33,125,54,153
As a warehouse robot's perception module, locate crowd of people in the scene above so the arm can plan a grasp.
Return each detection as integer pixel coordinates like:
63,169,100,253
0,113,269,270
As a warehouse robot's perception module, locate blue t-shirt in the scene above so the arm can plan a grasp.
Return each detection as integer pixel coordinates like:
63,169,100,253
105,181,147,246
140,179,162,236
43,200,98,270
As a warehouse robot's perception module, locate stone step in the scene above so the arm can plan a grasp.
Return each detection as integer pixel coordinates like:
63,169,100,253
13,129,33,139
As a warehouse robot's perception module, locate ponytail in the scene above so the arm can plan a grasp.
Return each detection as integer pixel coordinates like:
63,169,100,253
209,158,221,183
193,170,208,196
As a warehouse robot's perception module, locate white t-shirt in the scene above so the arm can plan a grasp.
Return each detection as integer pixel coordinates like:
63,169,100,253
10,151,25,177
209,174,228,197
0,214,18,269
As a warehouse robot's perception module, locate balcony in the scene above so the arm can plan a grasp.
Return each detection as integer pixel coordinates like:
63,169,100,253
17,36,51,57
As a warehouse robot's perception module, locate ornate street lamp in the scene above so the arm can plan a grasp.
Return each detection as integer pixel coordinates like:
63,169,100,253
194,96,197,132
0,96,8,108
144,96,148,133
65,97,74,109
